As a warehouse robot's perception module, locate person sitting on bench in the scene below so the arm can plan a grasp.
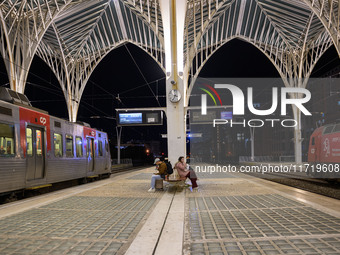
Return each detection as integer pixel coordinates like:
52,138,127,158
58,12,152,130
174,156,198,190
148,158,167,192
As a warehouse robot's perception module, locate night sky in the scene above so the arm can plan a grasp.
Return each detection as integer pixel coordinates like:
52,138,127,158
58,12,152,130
1,39,340,148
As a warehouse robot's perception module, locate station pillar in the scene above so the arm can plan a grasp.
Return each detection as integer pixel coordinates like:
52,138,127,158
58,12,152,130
166,77,186,166
160,0,187,165
292,104,303,164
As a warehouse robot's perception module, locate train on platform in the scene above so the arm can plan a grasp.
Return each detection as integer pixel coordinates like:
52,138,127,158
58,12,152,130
0,88,111,199
308,123,340,179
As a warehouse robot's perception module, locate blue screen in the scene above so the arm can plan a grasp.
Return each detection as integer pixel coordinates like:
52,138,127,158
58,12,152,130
119,113,143,124
221,111,232,120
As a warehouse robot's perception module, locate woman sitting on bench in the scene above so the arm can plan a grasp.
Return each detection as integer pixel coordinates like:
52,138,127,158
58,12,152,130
174,156,198,190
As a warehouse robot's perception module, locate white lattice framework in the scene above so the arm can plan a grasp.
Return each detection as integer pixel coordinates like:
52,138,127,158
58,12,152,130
182,0,337,163
1,1,340,163
0,0,165,122
0,0,81,93
35,0,165,122
185,0,334,95
0,0,339,120
302,0,340,56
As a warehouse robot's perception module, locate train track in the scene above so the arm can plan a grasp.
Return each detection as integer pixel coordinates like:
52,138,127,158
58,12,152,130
111,165,146,175
246,170,340,200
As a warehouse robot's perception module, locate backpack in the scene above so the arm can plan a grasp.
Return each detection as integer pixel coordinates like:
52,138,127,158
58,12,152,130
165,162,173,175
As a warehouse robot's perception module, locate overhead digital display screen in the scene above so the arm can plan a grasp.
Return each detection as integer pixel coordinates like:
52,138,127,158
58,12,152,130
116,110,163,126
119,113,143,124
221,111,233,120
146,112,159,123
191,111,217,123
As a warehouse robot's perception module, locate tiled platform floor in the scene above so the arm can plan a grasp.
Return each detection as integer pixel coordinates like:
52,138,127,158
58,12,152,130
183,172,340,255
0,167,340,255
0,169,162,255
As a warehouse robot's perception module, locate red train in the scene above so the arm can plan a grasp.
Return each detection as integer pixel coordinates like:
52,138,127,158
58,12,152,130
0,88,111,198
308,123,340,179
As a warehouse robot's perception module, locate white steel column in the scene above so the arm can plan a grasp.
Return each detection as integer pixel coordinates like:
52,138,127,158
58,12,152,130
292,104,303,164
282,77,310,165
116,126,122,165
160,0,187,164
287,80,309,165
249,127,255,162
166,79,186,165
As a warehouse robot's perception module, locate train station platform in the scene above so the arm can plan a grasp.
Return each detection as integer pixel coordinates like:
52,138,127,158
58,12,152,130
1,167,340,255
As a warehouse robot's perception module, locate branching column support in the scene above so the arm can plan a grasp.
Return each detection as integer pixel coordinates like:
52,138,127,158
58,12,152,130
49,23,81,123
160,0,187,164
302,0,340,57
0,1,72,93
283,76,309,164
279,13,326,164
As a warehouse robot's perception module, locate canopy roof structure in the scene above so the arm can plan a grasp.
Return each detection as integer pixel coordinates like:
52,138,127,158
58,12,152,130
1,0,339,164
0,0,339,122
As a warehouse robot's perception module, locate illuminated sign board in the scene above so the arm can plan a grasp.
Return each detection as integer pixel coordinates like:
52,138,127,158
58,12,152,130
221,111,233,120
119,113,143,124
189,108,233,124
190,110,217,123
117,111,163,126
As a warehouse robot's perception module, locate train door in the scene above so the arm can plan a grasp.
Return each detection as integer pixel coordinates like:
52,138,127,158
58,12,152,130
87,137,94,172
26,126,45,180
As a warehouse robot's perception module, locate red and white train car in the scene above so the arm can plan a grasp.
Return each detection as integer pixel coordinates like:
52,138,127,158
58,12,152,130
308,123,340,178
0,88,111,196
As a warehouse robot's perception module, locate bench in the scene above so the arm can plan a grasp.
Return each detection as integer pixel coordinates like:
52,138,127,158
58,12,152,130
155,170,187,190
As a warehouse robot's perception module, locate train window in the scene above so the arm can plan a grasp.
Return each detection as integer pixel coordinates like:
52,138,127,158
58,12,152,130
311,137,315,145
66,135,73,157
0,123,15,157
76,137,83,157
105,140,108,152
323,125,334,134
26,128,33,156
333,124,340,132
54,133,63,157
98,140,103,156
36,130,42,156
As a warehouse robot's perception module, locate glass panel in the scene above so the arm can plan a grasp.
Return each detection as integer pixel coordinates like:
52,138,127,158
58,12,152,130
333,124,340,132
86,139,90,157
87,138,94,157
76,137,83,157
98,141,103,156
26,128,33,156
36,130,42,156
105,140,108,152
66,135,73,157
90,140,94,157
54,133,63,157
0,123,15,157
311,137,315,146
323,125,334,134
